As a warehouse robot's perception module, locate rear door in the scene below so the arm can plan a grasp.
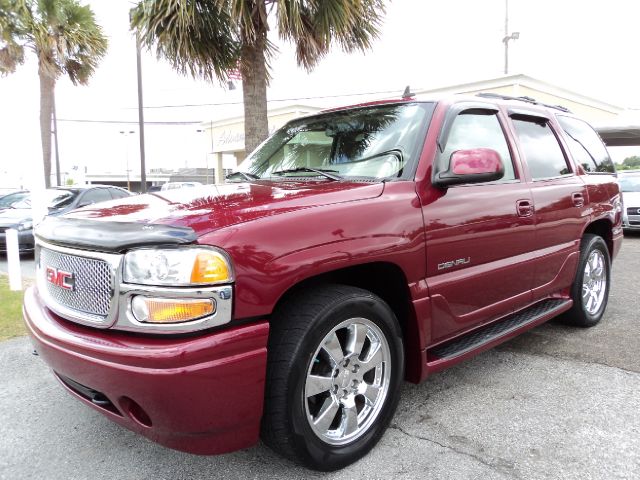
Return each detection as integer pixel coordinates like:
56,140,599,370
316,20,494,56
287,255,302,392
508,111,589,299
422,103,536,343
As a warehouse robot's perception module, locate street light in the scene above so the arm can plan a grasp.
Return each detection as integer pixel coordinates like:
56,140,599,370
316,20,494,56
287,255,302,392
119,130,135,191
502,0,520,74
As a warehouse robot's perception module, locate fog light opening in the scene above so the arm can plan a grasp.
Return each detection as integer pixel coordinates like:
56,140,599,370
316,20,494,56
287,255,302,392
121,396,152,428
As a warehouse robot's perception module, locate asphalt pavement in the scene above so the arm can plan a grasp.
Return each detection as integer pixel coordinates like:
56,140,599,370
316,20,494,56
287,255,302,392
1,236,639,480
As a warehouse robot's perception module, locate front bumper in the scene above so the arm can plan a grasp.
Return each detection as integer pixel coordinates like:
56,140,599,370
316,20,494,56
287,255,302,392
0,229,34,252
23,285,269,455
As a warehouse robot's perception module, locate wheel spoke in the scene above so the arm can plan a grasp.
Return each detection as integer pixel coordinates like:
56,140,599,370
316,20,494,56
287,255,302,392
340,403,359,436
594,255,604,277
361,342,384,372
306,374,333,397
361,383,381,406
582,285,590,299
313,397,340,433
347,323,368,358
322,332,344,367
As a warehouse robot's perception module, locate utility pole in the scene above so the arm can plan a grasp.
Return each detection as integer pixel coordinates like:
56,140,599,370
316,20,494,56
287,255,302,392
52,91,61,186
502,0,520,74
136,35,147,193
120,130,135,191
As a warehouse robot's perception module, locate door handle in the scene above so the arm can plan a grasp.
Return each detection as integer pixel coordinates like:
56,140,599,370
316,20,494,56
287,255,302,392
572,192,585,207
516,199,534,217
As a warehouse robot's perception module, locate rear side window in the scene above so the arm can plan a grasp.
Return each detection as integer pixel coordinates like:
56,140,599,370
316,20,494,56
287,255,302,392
109,188,129,199
80,188,112,206
512,118,571,180
557,116,615,174
441,112,516,181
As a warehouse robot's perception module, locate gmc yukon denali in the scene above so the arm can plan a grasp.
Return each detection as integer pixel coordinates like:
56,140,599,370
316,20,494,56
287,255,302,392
24,94,623,471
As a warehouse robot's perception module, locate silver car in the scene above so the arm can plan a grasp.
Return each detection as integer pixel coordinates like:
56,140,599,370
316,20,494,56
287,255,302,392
619,171,640,232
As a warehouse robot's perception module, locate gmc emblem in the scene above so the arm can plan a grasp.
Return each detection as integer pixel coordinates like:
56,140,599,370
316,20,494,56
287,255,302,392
45,267,75,291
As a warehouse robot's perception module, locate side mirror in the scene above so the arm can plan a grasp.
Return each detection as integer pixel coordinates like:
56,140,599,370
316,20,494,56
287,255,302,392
433,148,504,187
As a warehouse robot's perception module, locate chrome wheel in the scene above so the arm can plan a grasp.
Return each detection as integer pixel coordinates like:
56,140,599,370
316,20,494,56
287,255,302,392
304,317,391,446
582,250,607,315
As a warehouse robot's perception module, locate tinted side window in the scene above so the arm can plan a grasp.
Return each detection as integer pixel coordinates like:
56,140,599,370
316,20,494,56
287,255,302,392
512,118,570,180
557,116,615,173
109,188,129,199
442,112,516,181
80,188,112,206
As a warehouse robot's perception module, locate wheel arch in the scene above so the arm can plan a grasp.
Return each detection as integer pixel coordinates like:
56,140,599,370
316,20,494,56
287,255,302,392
270,261,423,383
583,218,613,255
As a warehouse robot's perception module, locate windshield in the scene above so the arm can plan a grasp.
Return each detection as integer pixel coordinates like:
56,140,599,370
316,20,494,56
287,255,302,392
237,103,434,181
619,175,640,192
0,192,28,208
11,189,78,210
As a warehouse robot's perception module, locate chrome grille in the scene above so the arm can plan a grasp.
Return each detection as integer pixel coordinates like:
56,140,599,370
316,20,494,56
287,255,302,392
39,247,113,319
627,207,640,216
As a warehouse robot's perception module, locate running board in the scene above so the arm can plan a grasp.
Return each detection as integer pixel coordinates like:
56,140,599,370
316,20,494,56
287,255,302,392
426,298,571,372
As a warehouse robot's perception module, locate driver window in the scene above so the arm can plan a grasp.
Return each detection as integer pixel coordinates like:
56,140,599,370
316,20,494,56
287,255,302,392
442,112,516,182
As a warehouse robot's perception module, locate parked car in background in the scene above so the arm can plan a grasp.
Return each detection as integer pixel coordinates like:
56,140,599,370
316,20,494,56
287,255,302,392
0,185,131,253
0,190,29,212
160,181,203,191
619,170,640,232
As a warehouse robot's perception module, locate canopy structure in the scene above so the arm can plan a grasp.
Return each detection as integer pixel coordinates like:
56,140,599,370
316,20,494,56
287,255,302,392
595,125,640,147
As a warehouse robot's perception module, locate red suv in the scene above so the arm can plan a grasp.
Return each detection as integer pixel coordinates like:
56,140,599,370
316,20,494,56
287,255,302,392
24,94,623,471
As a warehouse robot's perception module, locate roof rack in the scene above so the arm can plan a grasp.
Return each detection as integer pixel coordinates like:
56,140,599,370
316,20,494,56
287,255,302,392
476,92,571,113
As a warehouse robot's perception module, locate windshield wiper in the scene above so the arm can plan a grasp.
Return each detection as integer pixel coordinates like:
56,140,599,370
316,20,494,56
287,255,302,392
271,167,342,181
226,171,260,182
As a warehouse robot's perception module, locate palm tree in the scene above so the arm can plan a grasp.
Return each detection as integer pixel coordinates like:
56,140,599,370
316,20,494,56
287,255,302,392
131,0,385,155
0,0,107,187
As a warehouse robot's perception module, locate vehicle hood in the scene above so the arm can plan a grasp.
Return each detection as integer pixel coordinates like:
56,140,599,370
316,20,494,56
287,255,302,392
622,191,640,209
65,181,385,236
0,208,32,228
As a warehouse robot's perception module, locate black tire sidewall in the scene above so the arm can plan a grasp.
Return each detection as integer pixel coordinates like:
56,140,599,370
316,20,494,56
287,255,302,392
571,236,611,326
285,293,404,471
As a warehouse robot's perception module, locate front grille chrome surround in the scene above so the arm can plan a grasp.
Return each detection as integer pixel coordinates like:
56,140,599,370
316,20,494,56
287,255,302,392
36,241,122,328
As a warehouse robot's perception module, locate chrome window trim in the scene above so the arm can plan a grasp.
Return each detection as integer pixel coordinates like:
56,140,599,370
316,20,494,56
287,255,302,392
36,239,234,334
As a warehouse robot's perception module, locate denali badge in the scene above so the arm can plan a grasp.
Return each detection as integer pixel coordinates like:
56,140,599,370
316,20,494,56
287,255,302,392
438,257,471,270
45,267,76,291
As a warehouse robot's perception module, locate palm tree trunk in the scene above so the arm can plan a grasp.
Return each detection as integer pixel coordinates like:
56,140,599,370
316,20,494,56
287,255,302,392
241,38,269,155
39,69,55,188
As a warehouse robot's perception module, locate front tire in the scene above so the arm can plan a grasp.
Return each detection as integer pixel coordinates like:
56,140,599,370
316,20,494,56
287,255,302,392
561,234,611,327
261,284,404,471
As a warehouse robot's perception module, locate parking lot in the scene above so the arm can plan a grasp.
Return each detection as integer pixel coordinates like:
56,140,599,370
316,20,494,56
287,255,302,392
1,236,639,480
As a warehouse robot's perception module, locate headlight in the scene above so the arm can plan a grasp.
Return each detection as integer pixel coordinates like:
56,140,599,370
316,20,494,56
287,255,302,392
17,221,33,231
123,247,233,286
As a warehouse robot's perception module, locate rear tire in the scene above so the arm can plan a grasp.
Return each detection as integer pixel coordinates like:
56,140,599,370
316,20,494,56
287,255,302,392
261,284,404,471
561,234,611,327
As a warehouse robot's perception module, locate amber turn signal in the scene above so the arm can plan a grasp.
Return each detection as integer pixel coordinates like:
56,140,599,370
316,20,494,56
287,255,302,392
190,251,231,284
131,296,216,324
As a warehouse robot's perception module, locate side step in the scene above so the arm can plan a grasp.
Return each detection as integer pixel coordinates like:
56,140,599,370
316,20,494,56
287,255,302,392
427,298,571,368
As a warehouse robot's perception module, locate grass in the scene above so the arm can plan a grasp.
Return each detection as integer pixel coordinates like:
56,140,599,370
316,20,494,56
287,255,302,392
0,276,26,341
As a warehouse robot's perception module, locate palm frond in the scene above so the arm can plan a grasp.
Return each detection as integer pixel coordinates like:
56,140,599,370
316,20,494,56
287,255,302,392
131,0,241,83
276,0,385,71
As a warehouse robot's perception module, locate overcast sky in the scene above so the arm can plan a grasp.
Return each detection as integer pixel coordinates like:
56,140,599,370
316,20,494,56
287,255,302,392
1,0,640,188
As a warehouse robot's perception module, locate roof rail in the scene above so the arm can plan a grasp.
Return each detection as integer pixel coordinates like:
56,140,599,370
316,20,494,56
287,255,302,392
476,92,571,113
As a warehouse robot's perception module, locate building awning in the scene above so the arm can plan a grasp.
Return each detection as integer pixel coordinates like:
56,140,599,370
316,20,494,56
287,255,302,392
596,126,640,147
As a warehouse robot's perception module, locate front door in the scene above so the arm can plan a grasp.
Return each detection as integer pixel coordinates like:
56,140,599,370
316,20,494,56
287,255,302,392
421,104,536,344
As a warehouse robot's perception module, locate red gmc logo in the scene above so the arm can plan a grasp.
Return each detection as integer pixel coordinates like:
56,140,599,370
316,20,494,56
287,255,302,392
45,267,75,291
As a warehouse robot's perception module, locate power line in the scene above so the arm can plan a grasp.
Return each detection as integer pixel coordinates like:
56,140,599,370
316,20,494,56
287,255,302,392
57,119,201,125
56,87,410,125
130,88,405,110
